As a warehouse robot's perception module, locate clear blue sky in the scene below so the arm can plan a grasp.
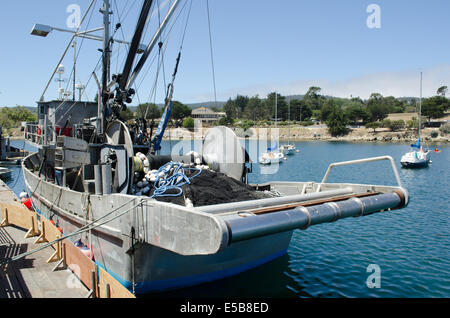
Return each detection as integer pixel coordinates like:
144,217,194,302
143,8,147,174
0,0,449,107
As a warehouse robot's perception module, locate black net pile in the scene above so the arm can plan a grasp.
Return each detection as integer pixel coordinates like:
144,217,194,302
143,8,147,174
153,169,272,207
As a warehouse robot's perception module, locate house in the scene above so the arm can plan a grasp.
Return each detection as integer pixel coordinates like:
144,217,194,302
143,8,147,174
191,107,225,124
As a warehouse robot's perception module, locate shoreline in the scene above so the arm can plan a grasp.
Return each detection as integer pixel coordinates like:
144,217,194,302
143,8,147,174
6,126,449,145
163,126,450,145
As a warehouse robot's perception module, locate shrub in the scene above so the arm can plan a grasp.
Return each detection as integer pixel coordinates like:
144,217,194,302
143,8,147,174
439,123,450,135
182,117,195,129
365,122,382,132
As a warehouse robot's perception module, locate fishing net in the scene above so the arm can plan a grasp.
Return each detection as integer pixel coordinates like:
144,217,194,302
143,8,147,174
152,169,272,207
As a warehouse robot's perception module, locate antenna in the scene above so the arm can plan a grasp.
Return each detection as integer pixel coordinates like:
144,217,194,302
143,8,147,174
75,83,85,101
55,64,66,100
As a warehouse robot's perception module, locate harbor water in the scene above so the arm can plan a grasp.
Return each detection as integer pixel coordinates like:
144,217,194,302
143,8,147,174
5,139,449,298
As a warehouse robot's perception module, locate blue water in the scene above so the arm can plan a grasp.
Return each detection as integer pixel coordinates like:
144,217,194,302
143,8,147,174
6,140,449,298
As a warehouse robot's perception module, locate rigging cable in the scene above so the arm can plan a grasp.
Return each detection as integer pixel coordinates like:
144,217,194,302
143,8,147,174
143,0,192,109
206,0,218,108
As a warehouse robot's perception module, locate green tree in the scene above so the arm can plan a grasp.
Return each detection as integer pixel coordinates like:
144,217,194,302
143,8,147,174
437,86,448,97
385,119,406,132
224,98,237,119
422,96,450,122
365,122,382,133
344,103,370,124
0,106,37,129
136,103,161,119
326,105,349,136
320,99,338,122
235,95,249,118
407,117,419,130
242,95,263,120
304,86,326,110
367,93,390,122
171,101,192,122
265,92,288,122
290,99,312,122
182,117,195,129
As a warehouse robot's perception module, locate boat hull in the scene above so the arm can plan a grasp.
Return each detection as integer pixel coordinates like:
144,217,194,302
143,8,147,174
400,160,429,168
400,150,431,169
22,153,293,294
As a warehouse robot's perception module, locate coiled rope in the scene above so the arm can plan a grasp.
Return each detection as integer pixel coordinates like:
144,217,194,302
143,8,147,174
150,162,202,198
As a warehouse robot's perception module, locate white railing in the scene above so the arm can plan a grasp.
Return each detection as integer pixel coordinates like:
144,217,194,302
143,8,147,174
317,156,403,192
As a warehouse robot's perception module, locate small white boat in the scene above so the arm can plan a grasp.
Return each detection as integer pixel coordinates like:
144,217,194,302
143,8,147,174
280,100,297,156
259,151,284,165
400,73,431,169
401,146,431,168
280,144,296,156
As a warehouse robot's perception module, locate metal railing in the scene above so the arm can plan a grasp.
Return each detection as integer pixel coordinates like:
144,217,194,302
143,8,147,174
317,156,403,192
24,123,56,147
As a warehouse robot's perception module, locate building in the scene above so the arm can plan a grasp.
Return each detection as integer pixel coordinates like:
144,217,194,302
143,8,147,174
191,107,225,124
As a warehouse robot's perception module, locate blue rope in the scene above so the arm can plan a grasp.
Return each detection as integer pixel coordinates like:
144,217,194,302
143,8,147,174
150,162,202,198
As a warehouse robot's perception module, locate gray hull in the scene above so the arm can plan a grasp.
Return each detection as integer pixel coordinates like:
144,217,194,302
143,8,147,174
22,153,292,293
23,152,408,294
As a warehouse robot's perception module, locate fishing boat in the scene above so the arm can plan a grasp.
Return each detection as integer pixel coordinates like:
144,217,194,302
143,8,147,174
22,1,410,294
401,73,431,168
280,100,296,155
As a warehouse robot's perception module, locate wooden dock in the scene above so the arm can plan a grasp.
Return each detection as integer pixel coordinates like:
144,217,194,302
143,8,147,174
0,179,135,298
0,180,88,298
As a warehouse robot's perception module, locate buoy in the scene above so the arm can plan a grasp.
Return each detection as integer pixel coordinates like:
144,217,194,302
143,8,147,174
133,156,144,172
21,197,33,210
19,192,29,200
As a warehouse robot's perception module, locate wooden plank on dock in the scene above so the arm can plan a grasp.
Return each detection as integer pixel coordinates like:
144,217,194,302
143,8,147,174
0,226,88,298
98,266,135,298
63,238,97,291
0,204,39,238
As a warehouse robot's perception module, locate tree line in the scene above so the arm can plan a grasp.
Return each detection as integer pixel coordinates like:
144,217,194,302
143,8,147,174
218,86,450,136
0,106,37,130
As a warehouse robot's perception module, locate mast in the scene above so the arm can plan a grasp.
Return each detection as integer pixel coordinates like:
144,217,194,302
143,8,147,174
118,0,154,91
72,41,77,101
275,92,277,129
418,72,422,143
126,0,181,91
288,99,291,145
100,0,111,135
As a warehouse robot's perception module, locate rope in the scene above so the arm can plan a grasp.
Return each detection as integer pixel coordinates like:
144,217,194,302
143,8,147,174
150,162,202,198
0,198,141,266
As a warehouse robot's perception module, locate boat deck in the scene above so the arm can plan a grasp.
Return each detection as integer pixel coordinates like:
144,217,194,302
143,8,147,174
0,180,88,298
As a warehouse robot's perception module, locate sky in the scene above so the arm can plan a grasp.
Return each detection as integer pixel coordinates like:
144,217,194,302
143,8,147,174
0,0,449,108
